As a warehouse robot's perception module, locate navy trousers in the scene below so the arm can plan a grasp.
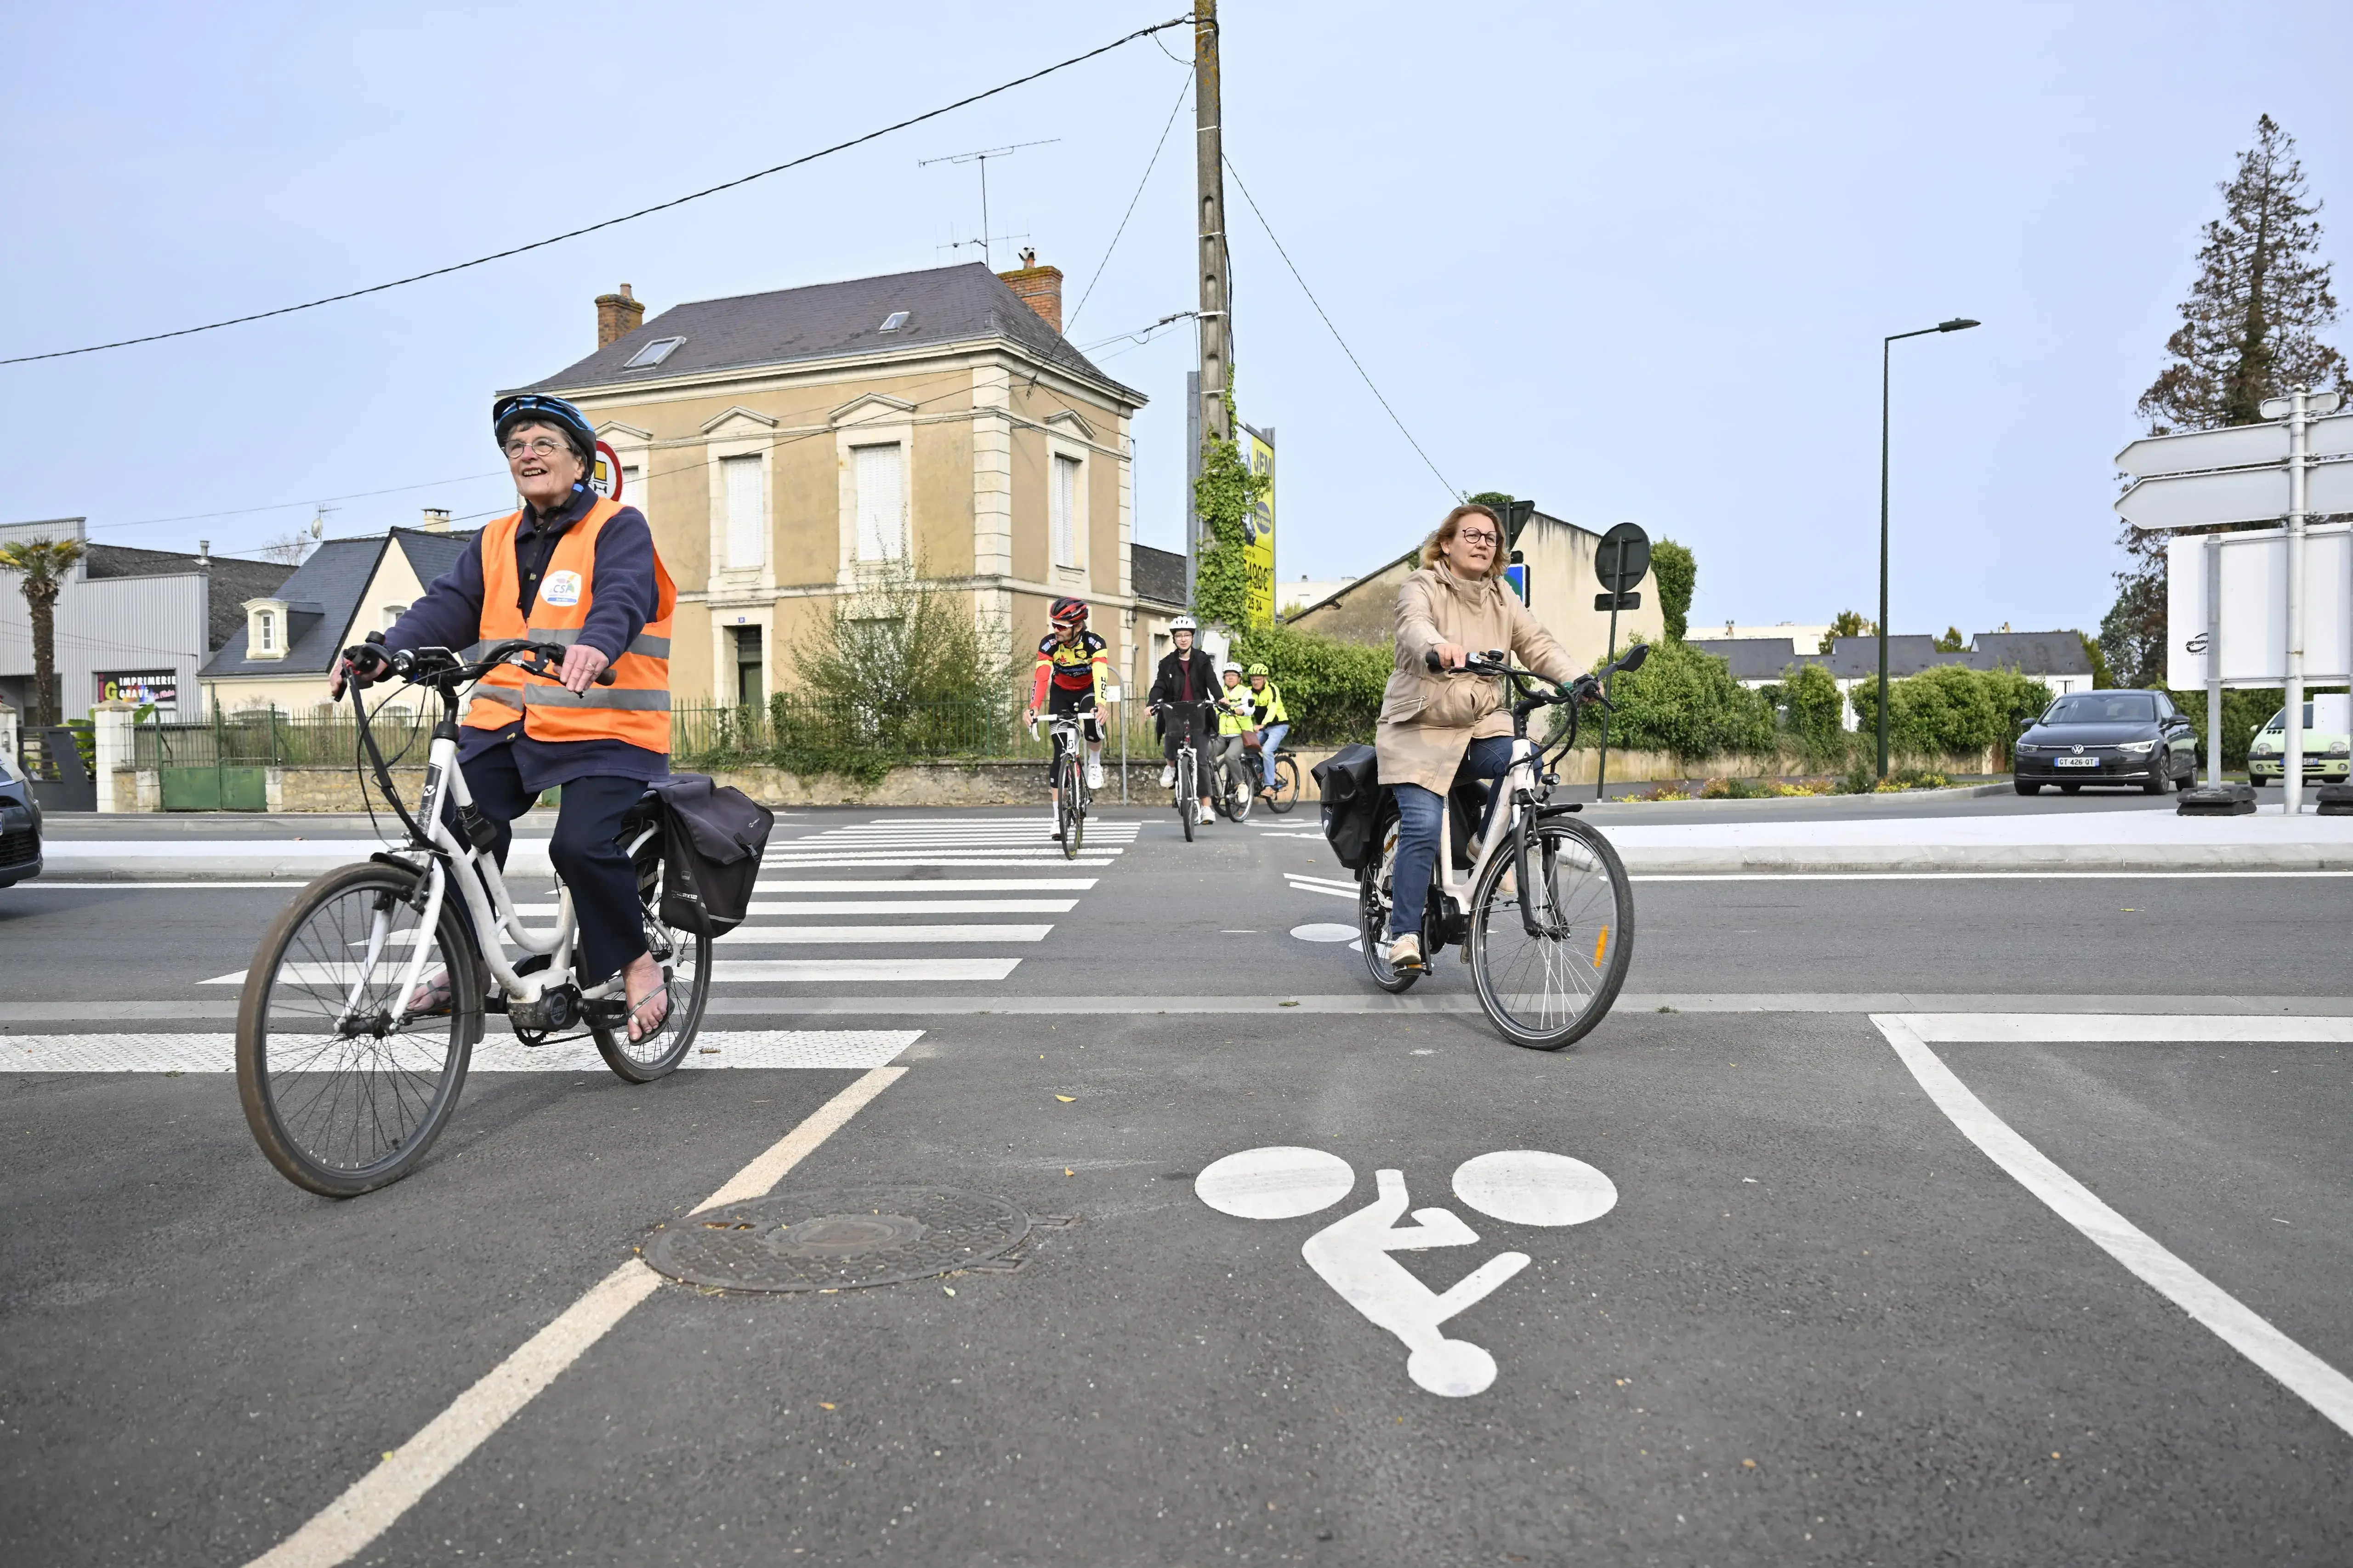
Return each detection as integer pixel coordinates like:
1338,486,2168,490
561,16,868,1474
460,744,649,985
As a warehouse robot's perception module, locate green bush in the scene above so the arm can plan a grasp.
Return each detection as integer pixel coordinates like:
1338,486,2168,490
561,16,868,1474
1571,638,1774,760
1778,661,1848,766
2163,685,2343,770
1850,664,2052,760
1231,622,1392,745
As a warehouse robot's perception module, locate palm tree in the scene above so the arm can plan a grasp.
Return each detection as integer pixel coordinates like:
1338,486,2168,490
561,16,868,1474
0,536,87,727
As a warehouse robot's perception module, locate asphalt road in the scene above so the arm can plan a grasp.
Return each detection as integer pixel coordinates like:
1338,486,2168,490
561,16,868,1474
5,805,2350,1565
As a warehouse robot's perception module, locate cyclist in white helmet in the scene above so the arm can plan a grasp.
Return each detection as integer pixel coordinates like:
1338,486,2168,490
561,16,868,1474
1147,615,1220,824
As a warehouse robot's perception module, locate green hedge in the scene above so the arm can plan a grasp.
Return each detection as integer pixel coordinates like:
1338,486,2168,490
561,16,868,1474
1571,638,1775,760
1230,623,1393,745
1848,665,2052,759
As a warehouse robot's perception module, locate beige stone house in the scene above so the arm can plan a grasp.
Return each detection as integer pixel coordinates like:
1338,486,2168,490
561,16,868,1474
1285,508,1664,670
510,258,1149,708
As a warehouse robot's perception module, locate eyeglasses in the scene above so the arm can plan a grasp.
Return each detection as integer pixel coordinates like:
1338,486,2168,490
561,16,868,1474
504,437,570,459
1456,528,1499,546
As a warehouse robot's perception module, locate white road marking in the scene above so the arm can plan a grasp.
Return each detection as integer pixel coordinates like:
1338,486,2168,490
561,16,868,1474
1285,873,1358,890
509,898,1077,915
1876,1013,2353,1442
204,958,1025,986
12,881,318,890
751,879,1098,892
1290,923,1359,943
245,1064,905,1568
0,1031,920,1074
1903,1012,2353,1044
758,857,1116,869
1631,870,2353,882
1286,883,1357,902
1451,1150,1618,1227
1195,1146,1357,1219
717,924,1052,945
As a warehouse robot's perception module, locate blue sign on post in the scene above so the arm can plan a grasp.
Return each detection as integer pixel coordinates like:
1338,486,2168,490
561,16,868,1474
1503,562,1529,606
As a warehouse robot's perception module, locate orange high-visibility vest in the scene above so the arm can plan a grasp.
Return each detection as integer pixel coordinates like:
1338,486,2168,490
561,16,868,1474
462,497,677,751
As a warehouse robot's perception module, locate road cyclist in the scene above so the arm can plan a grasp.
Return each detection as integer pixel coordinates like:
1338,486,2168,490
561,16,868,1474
1242,662,1301,812
242,392,712,1196
1148,615,1220,833
1350,500,1640,1048
1026,596,1112,846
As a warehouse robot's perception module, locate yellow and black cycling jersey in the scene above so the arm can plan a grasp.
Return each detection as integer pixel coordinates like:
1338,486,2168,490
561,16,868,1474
1246,681,1288,727
1031,629,1109,706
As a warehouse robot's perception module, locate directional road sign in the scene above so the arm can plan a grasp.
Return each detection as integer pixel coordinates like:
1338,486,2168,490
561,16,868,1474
2120,457,2353,530
2116,405,2350,478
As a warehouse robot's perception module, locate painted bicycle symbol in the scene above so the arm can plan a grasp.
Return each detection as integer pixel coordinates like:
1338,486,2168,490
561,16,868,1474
1195,1146,1617,1397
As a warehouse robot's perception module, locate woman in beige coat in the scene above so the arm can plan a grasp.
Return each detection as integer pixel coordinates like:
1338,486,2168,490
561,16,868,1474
1374,502,1580,970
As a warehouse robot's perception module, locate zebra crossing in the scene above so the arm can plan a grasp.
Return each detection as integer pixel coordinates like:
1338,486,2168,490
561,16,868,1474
192,813,1138,995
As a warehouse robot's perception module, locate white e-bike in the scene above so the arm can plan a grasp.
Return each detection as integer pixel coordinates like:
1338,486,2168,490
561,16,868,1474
235,639,710,1197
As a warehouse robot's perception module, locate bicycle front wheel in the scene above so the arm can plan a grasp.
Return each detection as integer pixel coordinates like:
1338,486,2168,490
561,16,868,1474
1058,758,1086,859
1466,816,1634,1050
1264,755,1302,813
236,860,482,1197
591,846,713,1082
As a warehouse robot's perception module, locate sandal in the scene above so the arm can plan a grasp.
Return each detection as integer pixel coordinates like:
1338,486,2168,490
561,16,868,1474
625,983,671,1044
405,968,454,1017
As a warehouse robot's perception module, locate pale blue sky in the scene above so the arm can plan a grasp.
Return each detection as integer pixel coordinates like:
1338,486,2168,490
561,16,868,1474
4,3,2346,639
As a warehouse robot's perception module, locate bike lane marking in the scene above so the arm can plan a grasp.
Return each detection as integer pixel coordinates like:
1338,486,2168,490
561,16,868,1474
1876,1012,2353,1442
246,1062,909,1568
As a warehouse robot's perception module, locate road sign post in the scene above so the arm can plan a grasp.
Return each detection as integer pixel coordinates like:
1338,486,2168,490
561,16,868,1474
1591,523,1650,803
2122,388,2348,812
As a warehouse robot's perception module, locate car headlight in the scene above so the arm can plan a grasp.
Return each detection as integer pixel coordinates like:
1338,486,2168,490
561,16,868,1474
2014,743,2038,754
2115,739,2157,755
2252,739,2278,754
2331,742,2351,758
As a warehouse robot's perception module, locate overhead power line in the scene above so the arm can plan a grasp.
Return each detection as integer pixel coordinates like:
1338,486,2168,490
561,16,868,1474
1220,152,1458,500
1066,72,1193,330
2,17,1191,368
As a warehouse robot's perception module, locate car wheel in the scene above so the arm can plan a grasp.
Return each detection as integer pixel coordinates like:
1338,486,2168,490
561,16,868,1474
2014,780,2040,795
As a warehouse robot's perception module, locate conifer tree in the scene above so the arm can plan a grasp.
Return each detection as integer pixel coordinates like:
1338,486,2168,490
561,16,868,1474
2105,116,2345,687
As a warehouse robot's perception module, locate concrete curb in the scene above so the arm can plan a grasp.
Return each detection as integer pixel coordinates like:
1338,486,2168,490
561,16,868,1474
1616,845,2353,874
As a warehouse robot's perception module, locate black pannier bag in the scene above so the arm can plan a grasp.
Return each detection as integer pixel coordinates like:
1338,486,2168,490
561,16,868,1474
1313,743,1382,870
645,774,774,937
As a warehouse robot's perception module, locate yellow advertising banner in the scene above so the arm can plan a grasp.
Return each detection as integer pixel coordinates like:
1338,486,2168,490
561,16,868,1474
1243,426,1276,625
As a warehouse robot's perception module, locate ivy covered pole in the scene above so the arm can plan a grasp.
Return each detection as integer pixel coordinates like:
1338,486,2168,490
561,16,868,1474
1193,371,1270,629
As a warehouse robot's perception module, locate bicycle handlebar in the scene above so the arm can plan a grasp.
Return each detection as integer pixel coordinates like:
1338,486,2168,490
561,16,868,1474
343,638,619,689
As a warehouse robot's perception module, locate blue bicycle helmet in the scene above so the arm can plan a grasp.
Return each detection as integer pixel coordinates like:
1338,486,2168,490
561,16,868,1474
492,393,598,467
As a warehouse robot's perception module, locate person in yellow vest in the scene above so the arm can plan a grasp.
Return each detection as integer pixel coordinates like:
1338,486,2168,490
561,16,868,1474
334,393,679,1042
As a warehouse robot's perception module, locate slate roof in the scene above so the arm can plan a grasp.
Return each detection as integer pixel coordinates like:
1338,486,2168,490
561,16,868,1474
1131,544,1186,608
1970,631,2092,676
517,263,1144,406
1687,637,1817,682
80,543,295,651
200,529,475,678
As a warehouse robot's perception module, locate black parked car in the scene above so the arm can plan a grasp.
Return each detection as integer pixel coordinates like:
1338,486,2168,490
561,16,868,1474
0,746,41,886
2013,689,2198,795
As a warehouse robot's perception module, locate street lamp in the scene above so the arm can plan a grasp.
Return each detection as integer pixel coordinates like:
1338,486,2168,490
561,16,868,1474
1877,316,1980,779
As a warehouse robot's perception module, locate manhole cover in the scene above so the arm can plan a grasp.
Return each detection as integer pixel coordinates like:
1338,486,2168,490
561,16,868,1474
643,1186,1030,1292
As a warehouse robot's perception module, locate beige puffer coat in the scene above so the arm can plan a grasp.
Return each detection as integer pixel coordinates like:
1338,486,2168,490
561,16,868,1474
1374,562,1580,795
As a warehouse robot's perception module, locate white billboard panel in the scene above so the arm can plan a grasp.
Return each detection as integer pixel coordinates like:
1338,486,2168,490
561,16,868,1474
2167,522,2353,687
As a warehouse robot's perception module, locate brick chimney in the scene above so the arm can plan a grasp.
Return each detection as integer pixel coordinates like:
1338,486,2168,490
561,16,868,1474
596,283,646,348
997,249,1063,333
420,508,451,533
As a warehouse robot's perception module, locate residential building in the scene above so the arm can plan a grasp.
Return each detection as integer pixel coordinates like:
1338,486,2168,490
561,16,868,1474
1,517,292,723
1283,508,1664,671
1687,630,2097,730
1705,619,1838,653
1129,542,1189,692
508,257,1148,709
198,522,475,714
1279,575,1356,615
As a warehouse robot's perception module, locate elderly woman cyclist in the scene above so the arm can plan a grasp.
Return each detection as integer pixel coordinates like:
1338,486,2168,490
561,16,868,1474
1373,502,1579,972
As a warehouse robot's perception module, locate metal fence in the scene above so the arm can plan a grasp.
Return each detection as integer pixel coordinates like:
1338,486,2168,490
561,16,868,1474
131,707,436,769
672,696,1059,766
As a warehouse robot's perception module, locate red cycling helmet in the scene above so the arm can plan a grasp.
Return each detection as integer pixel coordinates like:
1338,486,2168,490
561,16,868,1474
1049,597,1089,629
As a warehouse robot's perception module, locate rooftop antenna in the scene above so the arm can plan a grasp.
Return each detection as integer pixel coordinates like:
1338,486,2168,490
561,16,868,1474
918,138,1059,268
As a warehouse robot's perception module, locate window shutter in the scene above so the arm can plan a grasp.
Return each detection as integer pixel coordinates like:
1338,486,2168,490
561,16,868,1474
723,455,765,569
1051,454,1080,568
855,443,905,561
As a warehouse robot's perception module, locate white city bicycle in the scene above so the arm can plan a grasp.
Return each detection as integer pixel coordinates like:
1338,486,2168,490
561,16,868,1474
235,639,710,1197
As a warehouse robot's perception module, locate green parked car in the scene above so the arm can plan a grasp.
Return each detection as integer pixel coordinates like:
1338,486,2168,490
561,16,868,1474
2247,695,2352,786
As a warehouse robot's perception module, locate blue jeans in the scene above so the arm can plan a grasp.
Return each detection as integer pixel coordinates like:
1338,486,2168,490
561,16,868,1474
1387,735,1515,942
1258,722,1289,786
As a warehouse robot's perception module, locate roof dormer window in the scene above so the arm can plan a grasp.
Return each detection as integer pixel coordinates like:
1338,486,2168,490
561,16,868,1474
257,610,276,652
878,311,910,333
622,335,684,369
244,597,289,661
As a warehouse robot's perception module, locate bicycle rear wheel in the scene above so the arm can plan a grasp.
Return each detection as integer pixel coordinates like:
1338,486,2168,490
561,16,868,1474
1178,753,1197,841
236,860,482,1197
1223,761,1254,822
1264,755,1302,813
591,845,712,1082
1358,813,1420,993
1466,816,1634,1050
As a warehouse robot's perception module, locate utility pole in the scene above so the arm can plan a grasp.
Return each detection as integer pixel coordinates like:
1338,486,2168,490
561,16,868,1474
1194,1,1229,457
